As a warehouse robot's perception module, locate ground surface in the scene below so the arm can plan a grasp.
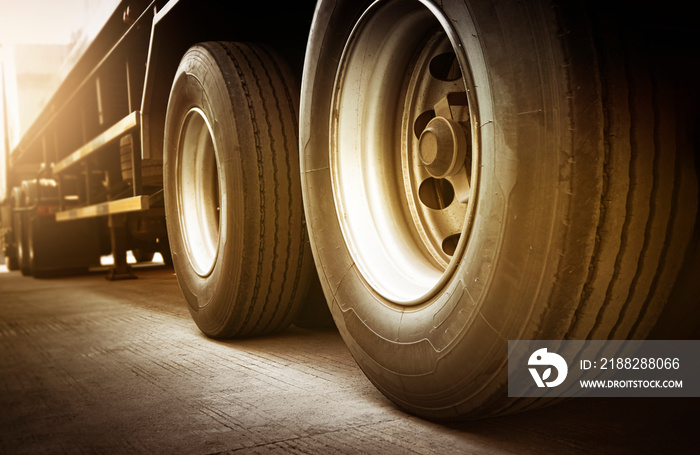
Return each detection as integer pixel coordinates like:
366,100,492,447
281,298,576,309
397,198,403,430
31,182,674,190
0,265,697,454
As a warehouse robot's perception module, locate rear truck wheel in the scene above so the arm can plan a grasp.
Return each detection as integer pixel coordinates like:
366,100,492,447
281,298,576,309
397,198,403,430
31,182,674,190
14,184,33,276
300,0,698,419
27,216,99,278
3,254,19,271
3,188,21,271
19,180,101,278
5,187,22,271
164,42,316,338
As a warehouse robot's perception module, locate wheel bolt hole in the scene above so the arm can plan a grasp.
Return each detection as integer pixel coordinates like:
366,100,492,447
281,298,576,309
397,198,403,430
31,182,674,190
418,177,454,210
429,52,461,81
414,109,436,139
442,234,460,256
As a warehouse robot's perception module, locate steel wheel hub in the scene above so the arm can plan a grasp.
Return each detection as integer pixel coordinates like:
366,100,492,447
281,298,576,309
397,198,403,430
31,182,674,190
330,0,479,305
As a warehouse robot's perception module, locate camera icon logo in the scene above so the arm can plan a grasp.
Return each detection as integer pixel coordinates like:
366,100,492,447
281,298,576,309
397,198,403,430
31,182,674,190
528,348,568,388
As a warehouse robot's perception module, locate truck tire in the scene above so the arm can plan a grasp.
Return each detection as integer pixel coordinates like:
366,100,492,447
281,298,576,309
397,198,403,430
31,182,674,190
2,222,19,271
300,0,698,419
4,251,19,271
15,180,101,278
17,217,31,276
13,185,32,276
27,217,96,278
164,42,315,338
4,188,22,271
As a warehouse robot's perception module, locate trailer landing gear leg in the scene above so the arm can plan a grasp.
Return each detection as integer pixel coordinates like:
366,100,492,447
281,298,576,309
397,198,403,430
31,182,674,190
107,214,136,281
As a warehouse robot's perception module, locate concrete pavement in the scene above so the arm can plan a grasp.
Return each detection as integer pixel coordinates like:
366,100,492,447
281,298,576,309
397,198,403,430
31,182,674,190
0,265,697,454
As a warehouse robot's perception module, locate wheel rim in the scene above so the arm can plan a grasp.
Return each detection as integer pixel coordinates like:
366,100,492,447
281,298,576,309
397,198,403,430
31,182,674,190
176,108,221,277
331,0,479,305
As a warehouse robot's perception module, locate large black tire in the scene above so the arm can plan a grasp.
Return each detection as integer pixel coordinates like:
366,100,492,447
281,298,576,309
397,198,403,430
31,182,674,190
14,180,100,278
300,0,699,419
164,42,316,338
3,255,18,271
3,189,21,271
27,216,99,278
4,251,19,271
13,185,32,276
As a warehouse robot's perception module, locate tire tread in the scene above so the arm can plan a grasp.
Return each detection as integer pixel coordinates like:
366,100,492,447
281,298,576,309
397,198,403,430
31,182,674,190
214,41,307,337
